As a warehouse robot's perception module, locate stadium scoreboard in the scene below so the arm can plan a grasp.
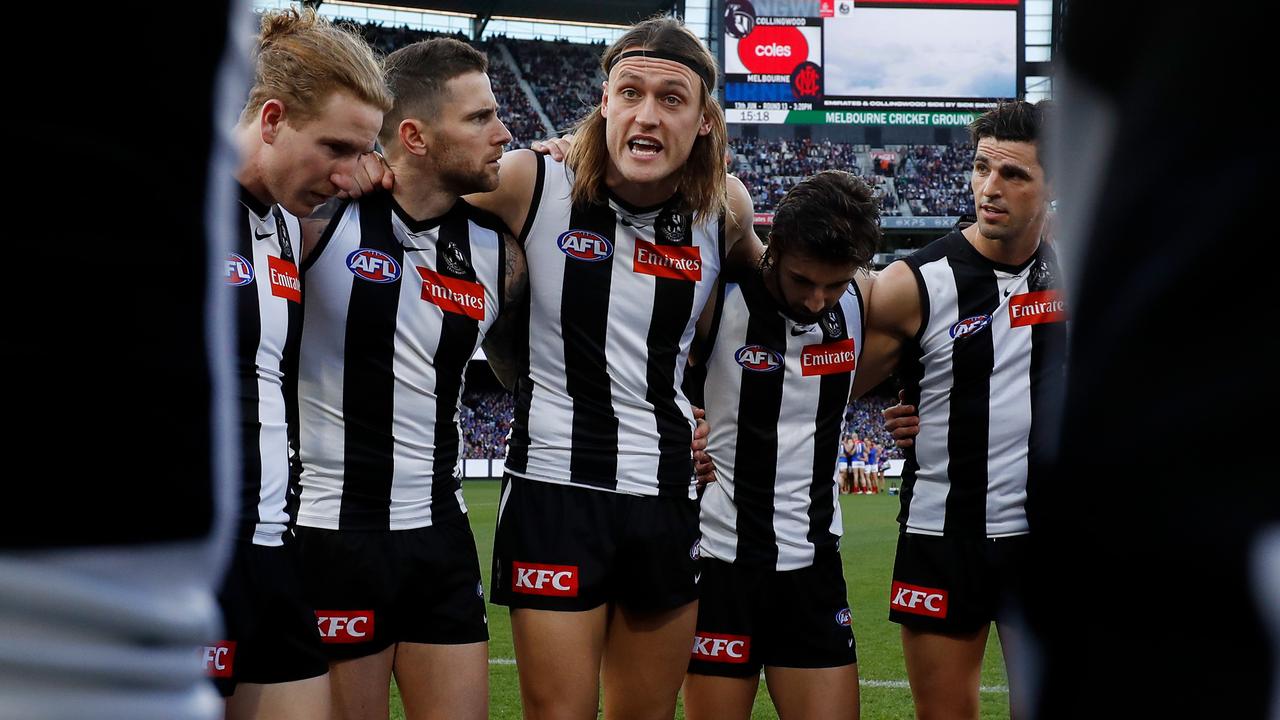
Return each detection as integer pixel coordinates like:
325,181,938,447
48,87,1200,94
722,0,1023,125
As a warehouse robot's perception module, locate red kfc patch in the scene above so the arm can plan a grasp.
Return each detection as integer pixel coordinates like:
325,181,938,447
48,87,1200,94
315,611,375,644
890,581,949,618
202,642,236,678
511,562,579,597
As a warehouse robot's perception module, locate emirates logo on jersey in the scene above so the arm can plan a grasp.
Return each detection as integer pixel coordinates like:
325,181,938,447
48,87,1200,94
224,253,254,286
735,344,784,372
801,338,856,376
346,249,401,283
417,267,485,321
633,239,703,281
267,255,301,303
557,230,613,262
1008,290,1066,327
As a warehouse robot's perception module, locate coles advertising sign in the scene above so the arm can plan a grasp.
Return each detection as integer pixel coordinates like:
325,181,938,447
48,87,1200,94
724,21,821,78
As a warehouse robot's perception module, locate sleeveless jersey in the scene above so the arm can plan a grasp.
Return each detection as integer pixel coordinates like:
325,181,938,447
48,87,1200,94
897,230,1067,537
699,274,865,570
296,192,507,530
505,155,724,498
229,185,303,546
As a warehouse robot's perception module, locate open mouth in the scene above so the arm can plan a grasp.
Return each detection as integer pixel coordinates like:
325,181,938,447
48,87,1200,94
627,137,664,157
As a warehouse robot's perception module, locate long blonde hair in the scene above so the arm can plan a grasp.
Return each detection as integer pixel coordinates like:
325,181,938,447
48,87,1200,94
565,17,728,223
240,8,392,125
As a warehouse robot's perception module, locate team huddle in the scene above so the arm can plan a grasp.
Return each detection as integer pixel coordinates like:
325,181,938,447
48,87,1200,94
213,9,1063,720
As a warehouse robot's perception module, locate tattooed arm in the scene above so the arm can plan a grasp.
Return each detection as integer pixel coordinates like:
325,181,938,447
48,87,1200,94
481,232,529,391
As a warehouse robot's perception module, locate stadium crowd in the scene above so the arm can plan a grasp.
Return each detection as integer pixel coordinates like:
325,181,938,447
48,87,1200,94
344,22,984,212
505,37,605,133
730,138,975,217
889,143,974,218
458,389,901,460
357,23,547,147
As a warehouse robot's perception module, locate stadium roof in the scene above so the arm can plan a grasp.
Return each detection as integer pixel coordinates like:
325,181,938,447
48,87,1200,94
340,0,682,28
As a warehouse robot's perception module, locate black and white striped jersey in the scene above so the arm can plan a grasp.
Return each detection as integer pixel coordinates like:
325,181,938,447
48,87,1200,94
698,274,865,570
897,230,1067,538
229,185,303,546
504,155,723,498
295,192,507,531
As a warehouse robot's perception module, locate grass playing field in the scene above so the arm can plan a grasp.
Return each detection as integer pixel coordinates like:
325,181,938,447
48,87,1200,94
388,479,1011,719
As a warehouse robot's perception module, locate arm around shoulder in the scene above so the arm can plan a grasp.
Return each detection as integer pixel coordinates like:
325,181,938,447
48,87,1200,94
465,149,541,240
722,174,765,280
851,260,922,399
481,232,529,391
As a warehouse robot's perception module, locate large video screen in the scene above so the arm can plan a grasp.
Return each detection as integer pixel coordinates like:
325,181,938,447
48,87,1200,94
723,0,1021,125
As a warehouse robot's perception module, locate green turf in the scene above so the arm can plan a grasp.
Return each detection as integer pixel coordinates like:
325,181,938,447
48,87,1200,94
389,480,1011,719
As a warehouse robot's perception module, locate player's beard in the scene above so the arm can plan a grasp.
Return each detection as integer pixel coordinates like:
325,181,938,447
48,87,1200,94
763,261,824,325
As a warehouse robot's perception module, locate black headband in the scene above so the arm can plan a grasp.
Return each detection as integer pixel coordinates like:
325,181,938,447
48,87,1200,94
606,49,715,90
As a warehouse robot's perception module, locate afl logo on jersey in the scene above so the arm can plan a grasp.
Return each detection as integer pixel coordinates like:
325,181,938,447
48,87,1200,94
225,253,253,286
735,344,783,372
346,249,401,283
949,314,992,339
557,230,613,262
835,608,852,627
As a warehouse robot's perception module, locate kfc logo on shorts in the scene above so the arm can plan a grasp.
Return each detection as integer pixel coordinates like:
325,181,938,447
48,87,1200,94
315,611,375,643
692,632,751,663
512,562,579,597
1008,290,1066,328
949,314,992,339
557,230,613,262
346,249,401,283
889,581,948,618
268,255,301,303
735,344,783,372
202,642,236,677
633,239,703,281
225,253,254,286
835,608,852,627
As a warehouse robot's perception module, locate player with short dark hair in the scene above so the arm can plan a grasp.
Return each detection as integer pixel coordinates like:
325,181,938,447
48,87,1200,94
853,99,1066,720
684,170,880,720
290,37,522,720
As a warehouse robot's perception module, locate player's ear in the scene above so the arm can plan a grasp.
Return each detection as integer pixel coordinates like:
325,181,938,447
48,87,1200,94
260,99,286,144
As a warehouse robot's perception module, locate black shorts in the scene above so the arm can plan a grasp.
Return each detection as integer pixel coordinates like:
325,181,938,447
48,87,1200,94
490,474,700,612
208,540,329,697
294,514,488,661
888,531,1030,634
687,553,857,678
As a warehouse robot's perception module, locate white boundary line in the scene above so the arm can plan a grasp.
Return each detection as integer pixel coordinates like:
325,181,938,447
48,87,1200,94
485,659,1008,693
